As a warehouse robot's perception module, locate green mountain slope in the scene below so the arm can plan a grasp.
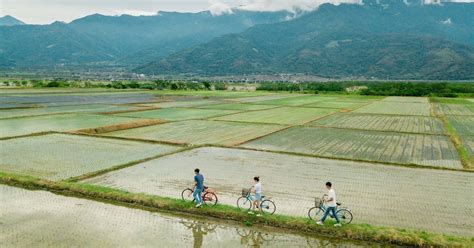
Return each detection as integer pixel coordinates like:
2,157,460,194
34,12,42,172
0,11,289,68
137,2,474,79
0,15,25,26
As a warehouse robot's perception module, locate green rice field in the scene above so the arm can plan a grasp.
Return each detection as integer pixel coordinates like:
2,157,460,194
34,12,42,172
242,126,462,168
114,107,239,121
0,104,142,119
104,120,286,145
213,107,337,125
0,114,139,138
0,89,473,244
310,113,446,134
0,133,178,180
354,101,432,116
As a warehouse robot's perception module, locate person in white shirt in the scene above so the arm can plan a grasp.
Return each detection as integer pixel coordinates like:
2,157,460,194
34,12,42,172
248,176,262,216
317,181,342,227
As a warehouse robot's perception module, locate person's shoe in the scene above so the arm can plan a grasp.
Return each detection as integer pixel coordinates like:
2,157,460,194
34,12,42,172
316,221,323,225
334,223,342,227
248,211,255,215
195,203,202,208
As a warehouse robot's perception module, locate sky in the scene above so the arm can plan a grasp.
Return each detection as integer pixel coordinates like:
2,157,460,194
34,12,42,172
1,0,473,24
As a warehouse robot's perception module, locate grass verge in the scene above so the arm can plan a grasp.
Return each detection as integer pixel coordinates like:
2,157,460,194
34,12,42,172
0,172,472,248
439,115,473,170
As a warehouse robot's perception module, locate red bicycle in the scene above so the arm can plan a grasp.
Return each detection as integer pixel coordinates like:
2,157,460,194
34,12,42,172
181,186,218,206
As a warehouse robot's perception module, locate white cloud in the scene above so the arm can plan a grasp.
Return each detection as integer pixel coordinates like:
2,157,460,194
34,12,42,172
209,0,363,14
209,0,234,15
113,10,158,16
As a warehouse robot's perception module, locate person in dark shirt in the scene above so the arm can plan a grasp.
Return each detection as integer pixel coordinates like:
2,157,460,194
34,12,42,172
193,168,204,208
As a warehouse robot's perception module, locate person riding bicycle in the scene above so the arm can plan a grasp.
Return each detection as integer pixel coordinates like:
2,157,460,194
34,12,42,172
248,176,262,216
193,168,204,208
317,181,342,227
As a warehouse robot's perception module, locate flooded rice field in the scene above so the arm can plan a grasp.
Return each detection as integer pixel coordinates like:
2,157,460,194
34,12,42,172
0,133,179,180
84,147,474,236
0,185,374,248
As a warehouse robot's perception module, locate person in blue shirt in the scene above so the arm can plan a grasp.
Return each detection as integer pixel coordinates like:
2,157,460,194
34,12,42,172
193,168,204,208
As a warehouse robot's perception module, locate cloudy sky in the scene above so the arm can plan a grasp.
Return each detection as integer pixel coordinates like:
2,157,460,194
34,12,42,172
1,0,472,24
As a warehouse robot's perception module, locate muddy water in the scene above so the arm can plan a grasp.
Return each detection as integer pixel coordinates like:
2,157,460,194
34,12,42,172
84,147,474,237
0,185,372,247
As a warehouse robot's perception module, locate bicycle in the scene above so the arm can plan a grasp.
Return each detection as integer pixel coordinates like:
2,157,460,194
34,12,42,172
307,194,353,224
236,188,276,215
181,186,218,206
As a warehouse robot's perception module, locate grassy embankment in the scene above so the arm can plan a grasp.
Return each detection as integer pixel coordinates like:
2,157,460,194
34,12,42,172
1,172,472,248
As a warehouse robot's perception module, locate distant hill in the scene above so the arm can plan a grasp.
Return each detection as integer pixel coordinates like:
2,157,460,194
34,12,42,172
0,15,25,26
138,1,474,80
0,11,290,68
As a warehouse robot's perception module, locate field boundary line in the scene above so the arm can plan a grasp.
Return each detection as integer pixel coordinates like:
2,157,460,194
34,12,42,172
306,124,447,136
231,125,293,147
0,131,56,141
73,119,167,134
223,145,472,173
0,173,471,248
65,147,194,182
62,131,187,147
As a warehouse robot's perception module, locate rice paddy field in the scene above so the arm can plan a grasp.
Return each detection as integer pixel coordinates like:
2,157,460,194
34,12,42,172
1,185,365,248
84,147,474,236
242,126,462,168
104,120,286,146
1,88,473,244
310,113,446,134
0,113,139,138
0,133,178,180
213,107,337,125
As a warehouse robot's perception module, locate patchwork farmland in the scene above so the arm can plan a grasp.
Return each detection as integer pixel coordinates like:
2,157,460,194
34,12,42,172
0,89,473,243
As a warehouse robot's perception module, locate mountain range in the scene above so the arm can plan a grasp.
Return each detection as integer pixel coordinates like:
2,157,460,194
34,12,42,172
0,11,289,68
0,15,24,26
1,0,473,80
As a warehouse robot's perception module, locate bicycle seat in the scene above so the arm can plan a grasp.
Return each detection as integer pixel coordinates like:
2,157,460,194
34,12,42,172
336,202,341,206
203,186,208,190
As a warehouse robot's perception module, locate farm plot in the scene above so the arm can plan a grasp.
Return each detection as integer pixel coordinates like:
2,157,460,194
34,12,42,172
254,95,339,106
0,185,348,248
381,96,429,103
197,103,277,111
213,107,337,125
0,114,140,138
447,116,474,135
136,99,223,108
303,101,367,110
114,108,240,121
241,126,462,168
310,113,446,134
0,133,178,180
354,101,431,116
433,104,474,116
462,136,474,156
0,92,158,106
226,94,303,103
0,104,141,119
84,147,474,236
104,120,286,146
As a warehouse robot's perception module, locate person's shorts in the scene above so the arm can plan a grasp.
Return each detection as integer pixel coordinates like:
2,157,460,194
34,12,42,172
253,193,261,201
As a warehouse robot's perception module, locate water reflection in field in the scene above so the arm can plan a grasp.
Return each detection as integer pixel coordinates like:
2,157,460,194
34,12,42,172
0,185,377,247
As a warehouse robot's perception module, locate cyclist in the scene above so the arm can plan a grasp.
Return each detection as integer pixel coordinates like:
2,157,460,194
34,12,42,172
193,168,204,208
248,176,262,216
317,181,342,227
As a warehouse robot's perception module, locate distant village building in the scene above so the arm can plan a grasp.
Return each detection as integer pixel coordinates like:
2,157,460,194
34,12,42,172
345,86,368,92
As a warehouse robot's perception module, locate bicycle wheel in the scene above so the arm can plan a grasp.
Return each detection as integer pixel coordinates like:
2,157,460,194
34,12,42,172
260,200,276,215
237,196,252,210
336,208,353,224
203,192,218,206
308,207,324,221
181,188,194,202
